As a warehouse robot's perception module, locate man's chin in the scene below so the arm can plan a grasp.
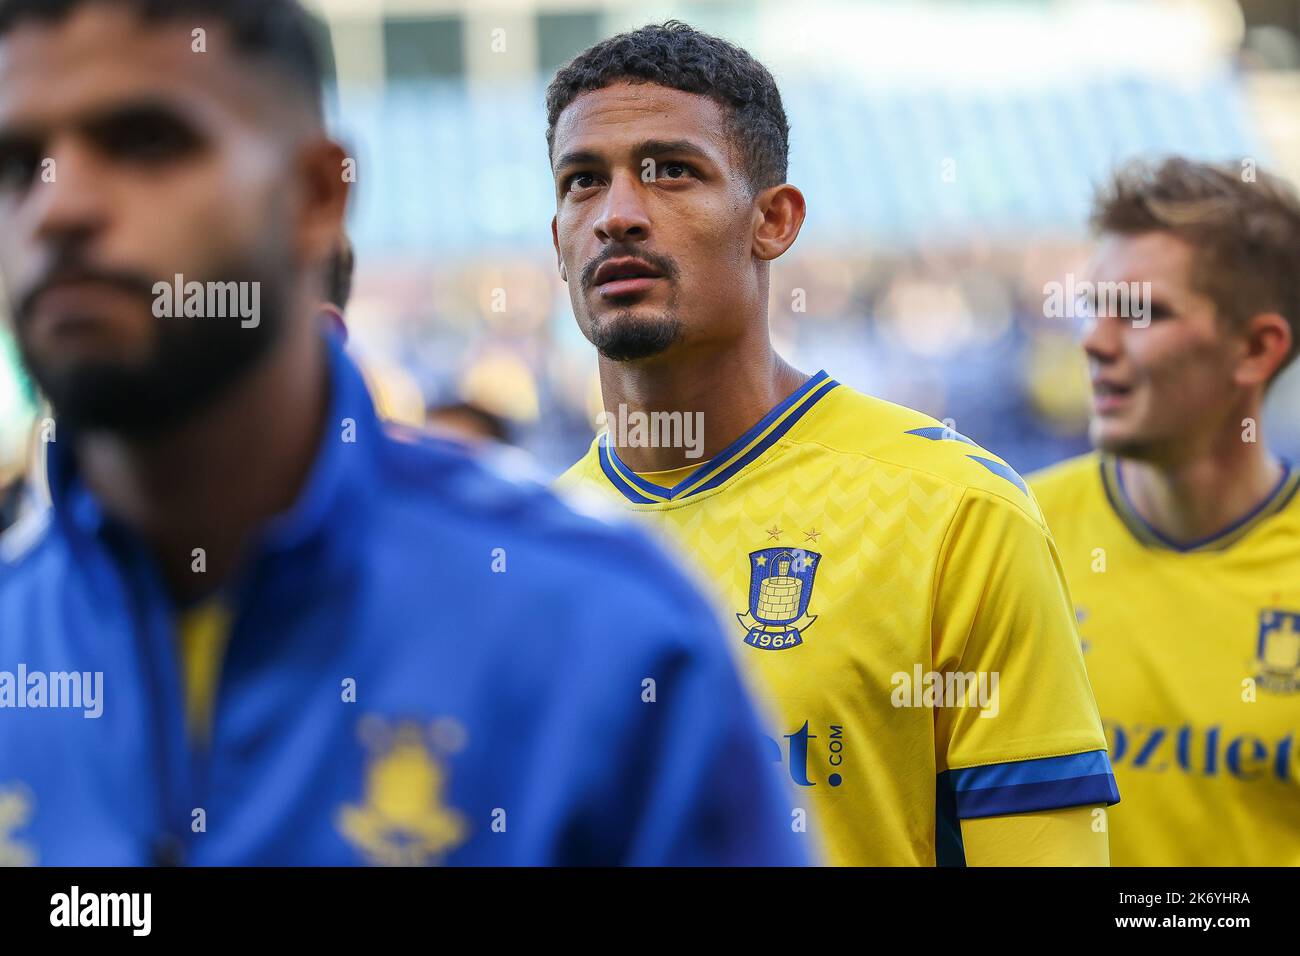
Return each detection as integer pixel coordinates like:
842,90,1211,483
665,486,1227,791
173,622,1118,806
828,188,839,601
596,339,679,363
25,321,283,440
36,364,192,438
1090,419,1157,460
587,313,684,363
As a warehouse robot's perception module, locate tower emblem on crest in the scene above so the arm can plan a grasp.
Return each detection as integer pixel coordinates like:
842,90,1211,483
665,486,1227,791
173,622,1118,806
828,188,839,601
336,716,469,866
737,548,821,650
1256,609,1300,694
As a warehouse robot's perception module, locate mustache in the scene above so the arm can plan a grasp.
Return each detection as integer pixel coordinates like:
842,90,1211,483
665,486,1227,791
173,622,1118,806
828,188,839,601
16,256,159,327
579,245,679,292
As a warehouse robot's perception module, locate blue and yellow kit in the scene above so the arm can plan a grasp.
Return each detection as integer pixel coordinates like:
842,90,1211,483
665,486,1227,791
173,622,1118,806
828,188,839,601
0,336,805,866
1031,452,1300,866
558,372,1118,865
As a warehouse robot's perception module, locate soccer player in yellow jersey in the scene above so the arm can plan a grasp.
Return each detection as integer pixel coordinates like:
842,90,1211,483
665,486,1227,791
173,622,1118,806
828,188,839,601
547,21,1117,866
1030,159,1300,866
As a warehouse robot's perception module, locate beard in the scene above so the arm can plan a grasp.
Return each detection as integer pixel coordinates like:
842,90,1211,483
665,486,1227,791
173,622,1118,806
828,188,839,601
587,309,685,361
577,244,683,362
15,250,295,441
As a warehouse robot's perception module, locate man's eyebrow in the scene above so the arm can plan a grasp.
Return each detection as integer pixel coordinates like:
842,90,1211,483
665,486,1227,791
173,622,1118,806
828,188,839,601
0,96,199,145
553,138,716,176
77,97,201,135
0,128,38,152
0,112,45,147
553,148,603,176
630,139,714,162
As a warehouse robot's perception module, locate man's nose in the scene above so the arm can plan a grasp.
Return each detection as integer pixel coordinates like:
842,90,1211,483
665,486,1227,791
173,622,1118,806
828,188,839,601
1082,310,1125,364
593,171,650,244
29,138,110,247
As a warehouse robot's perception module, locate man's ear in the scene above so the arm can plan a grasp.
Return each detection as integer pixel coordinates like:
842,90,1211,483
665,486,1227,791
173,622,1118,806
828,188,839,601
1235,311,1293,389
751,184,806,262
552,215,567,282
296,137,352,266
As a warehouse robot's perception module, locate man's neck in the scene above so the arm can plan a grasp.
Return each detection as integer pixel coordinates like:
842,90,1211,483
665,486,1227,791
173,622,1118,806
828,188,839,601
1118,420,1285,546
75,317,330,604
597,337,807,473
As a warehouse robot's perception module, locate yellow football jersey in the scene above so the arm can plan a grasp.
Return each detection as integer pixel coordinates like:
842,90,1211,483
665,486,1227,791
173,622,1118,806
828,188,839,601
557,372,1116,865
1031,452,1300,866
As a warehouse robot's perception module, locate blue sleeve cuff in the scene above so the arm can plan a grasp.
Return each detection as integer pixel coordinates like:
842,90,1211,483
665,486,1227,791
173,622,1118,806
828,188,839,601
939,750,1120,819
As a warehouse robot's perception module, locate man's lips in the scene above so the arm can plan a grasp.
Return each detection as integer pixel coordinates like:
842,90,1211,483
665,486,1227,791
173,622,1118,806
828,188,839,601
596,276,662,298
33,281,121,310
1091,379,1133,414
593,256,662,284
22,276,151,327
20,279,157,353
592,257,664,298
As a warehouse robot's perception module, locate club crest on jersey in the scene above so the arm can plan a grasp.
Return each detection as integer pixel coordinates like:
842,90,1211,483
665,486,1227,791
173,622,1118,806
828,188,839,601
336,716,469,866
1255,609,1300,694
738,548,821,650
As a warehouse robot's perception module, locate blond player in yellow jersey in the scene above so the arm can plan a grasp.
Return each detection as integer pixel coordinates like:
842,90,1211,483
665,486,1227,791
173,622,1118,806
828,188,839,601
545,22,1117,866
1031,158,1300,866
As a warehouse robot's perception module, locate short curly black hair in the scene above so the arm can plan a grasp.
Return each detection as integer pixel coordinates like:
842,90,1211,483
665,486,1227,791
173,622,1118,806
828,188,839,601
545,20,790,194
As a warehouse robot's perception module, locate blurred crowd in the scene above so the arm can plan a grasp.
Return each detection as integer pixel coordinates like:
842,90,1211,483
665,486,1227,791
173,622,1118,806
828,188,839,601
341,239,1300,478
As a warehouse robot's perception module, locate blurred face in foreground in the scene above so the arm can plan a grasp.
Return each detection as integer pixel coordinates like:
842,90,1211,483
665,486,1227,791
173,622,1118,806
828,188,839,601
550,81,776,363
0,5,325,437
1082,231,1250,461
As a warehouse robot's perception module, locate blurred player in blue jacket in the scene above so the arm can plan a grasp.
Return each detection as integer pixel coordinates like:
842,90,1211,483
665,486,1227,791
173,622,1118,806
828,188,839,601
0,0,804,866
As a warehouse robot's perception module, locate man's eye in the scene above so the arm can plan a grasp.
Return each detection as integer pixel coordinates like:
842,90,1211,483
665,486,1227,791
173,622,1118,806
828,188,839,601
566,172,599,192
661,162,693,179
99,119,199,163
0,147,40,192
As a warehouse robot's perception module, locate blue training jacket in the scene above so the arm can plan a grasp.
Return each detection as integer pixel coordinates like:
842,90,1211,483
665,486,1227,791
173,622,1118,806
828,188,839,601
0,335,805,866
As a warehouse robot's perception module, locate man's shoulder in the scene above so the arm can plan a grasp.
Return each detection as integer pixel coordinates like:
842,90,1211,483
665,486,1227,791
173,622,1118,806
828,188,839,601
0,507,57,582
1026,451,1103,520
373,426,711,620
0,508,62,652
553,436,601,493
800,384,1044,527
376,426,619,545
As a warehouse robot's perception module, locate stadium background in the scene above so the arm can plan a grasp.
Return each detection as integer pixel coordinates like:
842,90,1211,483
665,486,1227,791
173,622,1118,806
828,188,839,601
1,0,1299,483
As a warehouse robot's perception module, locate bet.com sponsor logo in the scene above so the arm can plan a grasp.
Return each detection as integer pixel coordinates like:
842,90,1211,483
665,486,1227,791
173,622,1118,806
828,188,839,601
763,720,845,788
1104,720,1298,782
